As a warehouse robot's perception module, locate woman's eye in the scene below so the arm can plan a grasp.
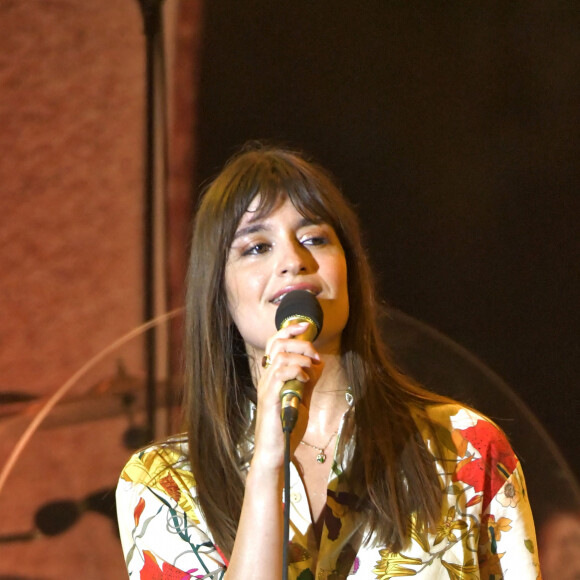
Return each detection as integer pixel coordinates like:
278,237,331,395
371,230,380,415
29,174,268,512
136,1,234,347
302,235,328,247
242,242,271,256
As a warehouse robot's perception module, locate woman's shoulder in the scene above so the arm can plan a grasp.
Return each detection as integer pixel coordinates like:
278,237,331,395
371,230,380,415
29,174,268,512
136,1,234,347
116,435,215,565
414,402,521,487
413,402,515,459
119,435,195,491
412,402,503,435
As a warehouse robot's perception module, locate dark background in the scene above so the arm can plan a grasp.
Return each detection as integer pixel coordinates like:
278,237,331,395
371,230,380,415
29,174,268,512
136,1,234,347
194,2,579,482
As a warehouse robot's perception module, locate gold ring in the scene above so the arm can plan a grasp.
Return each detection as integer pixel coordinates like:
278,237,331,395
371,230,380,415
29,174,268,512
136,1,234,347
261,354,271,369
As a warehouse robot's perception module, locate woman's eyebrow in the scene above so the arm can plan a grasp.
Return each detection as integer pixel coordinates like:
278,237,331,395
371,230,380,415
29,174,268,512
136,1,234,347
232,216,323,241
232,223,269,241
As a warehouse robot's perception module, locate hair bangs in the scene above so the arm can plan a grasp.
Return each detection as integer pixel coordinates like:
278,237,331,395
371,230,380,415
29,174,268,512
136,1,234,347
226,153,342,238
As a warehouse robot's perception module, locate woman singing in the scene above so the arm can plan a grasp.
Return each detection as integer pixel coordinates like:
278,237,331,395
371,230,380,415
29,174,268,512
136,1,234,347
116,144,541,579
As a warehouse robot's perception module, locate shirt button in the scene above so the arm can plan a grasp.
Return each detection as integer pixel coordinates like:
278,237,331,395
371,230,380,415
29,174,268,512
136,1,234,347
291,491,301,502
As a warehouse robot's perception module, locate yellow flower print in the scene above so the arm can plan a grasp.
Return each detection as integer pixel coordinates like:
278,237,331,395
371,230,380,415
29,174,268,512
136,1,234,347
407,516,431,554
120,446,200,524
441,559,480,580
490,518,512,542
451,429,468,457
479,514,512,547
373,549,422,578
479,552,505,576
434,506,468,545
495,475,521,508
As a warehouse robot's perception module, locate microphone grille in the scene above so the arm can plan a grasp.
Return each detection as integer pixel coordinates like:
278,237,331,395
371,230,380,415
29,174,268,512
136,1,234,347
275,290,323,337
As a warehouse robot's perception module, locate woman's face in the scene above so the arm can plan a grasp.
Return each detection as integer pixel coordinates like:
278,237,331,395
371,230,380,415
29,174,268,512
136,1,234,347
225,195,349,356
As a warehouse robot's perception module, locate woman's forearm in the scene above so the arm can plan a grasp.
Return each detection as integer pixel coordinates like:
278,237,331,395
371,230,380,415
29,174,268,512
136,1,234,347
224,461,284,579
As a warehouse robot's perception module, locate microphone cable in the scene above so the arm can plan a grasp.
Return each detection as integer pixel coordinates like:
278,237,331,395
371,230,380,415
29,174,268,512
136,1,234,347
275,290,324,579
282,426,292,580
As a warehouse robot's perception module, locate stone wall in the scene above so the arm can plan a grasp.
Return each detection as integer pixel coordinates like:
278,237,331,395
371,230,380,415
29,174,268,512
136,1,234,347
0,1,201,576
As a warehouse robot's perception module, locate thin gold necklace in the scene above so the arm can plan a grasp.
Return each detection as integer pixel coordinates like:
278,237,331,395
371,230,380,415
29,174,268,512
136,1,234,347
299,431,338,464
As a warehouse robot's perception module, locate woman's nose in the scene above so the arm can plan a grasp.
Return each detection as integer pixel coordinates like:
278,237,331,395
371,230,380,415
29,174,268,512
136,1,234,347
277,240,313,275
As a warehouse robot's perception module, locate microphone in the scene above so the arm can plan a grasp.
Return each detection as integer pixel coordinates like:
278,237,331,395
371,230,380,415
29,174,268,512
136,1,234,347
275,290,323,432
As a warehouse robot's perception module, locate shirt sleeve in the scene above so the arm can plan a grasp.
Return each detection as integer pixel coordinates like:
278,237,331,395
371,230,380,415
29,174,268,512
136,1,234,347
116,446,227,579
449,408,542,578
478,462,541,579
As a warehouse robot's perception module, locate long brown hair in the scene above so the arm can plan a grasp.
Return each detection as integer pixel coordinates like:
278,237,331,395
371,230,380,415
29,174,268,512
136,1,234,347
184,143,450,556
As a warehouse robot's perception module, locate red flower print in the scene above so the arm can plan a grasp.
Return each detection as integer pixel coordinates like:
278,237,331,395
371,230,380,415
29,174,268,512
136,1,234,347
160,473,182,503
214,544,230,567
453,420,518,510
134,497,146,526
140,550,196,580
140,551,163,579
160,562,195,580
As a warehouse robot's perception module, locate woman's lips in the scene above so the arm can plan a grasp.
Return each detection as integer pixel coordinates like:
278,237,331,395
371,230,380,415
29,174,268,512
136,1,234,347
270,285,320,305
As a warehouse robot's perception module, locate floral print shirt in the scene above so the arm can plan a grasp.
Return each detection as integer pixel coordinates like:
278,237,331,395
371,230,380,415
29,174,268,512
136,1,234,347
116,403,541,579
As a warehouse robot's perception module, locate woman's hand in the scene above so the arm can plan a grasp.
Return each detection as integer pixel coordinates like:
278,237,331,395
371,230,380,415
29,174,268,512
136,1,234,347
251,321,324,471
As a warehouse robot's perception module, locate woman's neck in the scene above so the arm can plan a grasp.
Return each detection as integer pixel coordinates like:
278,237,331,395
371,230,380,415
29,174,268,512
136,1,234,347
247,344,349,438
299,354,350,439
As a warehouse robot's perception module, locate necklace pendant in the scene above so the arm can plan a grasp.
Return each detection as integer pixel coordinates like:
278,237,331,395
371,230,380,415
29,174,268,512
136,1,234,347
316,452,326,463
